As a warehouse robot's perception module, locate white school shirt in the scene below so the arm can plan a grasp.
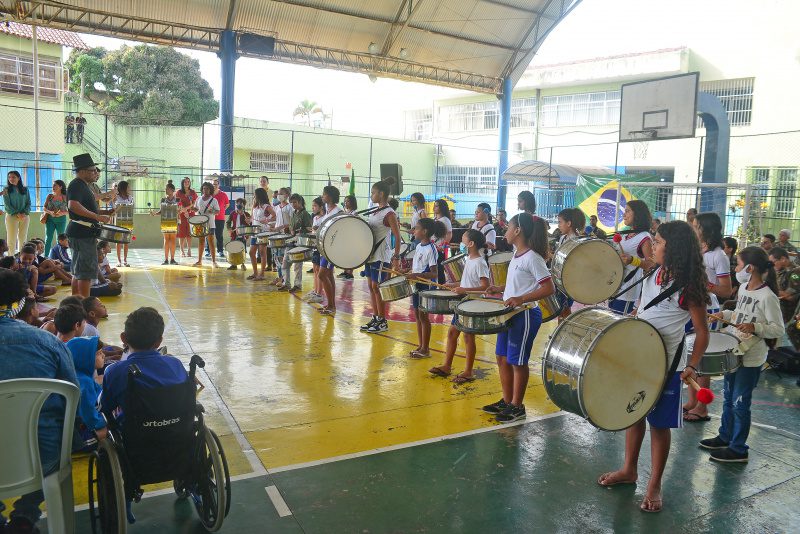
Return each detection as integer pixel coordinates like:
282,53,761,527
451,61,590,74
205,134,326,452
317,205,342,227
251,206,271,231
471,220,496,246
412,242,438,274
637,267,689,367
722,284,784,367
368,206,392,263
703,246,730,310
410,207,424,230
502,249,551,303
272,203,291,231
460,256,490,289
194,196,219,220
617,231,651,302
312,214,322,230
82,322,100,338
433,215,452,247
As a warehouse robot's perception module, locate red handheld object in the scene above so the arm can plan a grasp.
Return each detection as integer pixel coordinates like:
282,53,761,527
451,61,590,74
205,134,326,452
613,233,622,243
685,376,715,404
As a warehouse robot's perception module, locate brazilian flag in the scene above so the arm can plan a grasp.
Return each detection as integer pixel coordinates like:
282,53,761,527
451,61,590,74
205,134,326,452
576,174,660,232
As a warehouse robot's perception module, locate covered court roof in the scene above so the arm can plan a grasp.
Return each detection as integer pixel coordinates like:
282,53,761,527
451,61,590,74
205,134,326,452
503,160,613,184
0,0,581,94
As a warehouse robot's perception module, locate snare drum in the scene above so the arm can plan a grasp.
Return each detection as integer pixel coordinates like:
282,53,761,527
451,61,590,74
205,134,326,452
687,330,741,376
418,290,463,315
114,204,134,230
237,225,261,237
442,253,467,283
397,242,412,271
317,214,374,269
288,246,313,263
453,299,515,334
488,252,513,286
268,234,294,248
378,276,414,302
542,306,667,431
255,231,276,245
538,292,566,323
551,238,623,304
296,234,317,248
160,203,178,233
97,224,132,244
225,240,246,266
188,215,211,238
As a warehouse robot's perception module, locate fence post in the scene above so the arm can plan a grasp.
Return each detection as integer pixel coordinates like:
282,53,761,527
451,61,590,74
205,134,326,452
368,137,373,197
104,114,109,190
434,144,441,198
200,123,205,181
742,183,752,247
289,130,294,190
614,182,622,231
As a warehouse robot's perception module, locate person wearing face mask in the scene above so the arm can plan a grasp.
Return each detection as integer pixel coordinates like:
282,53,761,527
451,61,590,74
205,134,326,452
269,188,292,285
470,202,497,252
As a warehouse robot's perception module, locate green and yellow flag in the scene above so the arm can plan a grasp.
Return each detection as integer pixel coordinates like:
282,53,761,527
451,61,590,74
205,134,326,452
349,167,355,197
575,174,660,232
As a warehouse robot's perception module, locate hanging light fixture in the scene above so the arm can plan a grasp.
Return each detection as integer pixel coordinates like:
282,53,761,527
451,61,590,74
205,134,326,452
368,42,379,54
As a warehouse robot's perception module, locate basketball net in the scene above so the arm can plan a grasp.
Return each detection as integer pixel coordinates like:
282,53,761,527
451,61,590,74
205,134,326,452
630,130,656,161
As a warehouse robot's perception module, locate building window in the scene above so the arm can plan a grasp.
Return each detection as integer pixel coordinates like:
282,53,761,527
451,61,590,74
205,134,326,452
250,152,290,172
540,90,620,128
511,97,536,128
404,109,433,140
774,168,797,217
0,53,60,98
699,78,754,127
436,98,538,133
438,165,497,194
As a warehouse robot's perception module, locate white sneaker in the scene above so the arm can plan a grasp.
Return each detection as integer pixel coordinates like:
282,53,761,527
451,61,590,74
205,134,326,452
308,293,324,304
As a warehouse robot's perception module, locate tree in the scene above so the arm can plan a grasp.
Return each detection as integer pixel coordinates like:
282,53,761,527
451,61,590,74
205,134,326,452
66,44,218,125
293,99,322,126
66,47,106,96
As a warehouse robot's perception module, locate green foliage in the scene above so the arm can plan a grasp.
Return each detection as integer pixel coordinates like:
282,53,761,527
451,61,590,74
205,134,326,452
293,99,322,126
66,44,218,125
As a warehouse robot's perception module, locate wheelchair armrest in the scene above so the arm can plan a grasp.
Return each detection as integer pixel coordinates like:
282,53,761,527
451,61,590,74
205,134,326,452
189,355,205,381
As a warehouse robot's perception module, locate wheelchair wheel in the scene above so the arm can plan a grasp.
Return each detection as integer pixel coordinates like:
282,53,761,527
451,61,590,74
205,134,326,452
88,439,127,534
191,427,229,532
209,429,232,516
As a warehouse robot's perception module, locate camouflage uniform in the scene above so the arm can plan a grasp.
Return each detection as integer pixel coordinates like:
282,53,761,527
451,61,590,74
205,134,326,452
777,266,800,348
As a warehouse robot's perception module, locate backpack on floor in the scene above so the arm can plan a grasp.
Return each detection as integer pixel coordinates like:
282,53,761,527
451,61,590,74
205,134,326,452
767,348,800,375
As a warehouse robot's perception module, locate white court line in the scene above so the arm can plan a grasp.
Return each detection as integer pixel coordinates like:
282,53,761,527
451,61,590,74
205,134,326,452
265,485,293,517
133,251,267,476
270,411,566,474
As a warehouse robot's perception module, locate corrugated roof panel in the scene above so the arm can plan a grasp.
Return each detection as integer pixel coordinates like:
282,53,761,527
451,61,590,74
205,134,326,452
0,21,89,50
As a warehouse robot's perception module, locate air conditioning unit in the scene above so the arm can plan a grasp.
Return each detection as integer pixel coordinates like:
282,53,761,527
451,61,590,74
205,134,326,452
512,142,524,154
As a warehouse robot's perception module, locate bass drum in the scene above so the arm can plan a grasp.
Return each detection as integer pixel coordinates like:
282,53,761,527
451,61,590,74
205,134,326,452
542,306,667,431
317,214,374,269
551,238,623,305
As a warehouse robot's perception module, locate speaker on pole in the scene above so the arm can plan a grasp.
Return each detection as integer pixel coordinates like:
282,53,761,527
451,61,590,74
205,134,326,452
379,163,403,196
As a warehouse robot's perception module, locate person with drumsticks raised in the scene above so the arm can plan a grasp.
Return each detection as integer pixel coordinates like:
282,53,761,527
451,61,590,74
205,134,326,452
429,228,490,382
483,213,554,423
609,200,655,314
360,179,403,334
598,220,710,514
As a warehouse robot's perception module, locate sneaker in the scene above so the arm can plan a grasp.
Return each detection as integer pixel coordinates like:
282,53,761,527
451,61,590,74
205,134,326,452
367,318,388,333
343,273,354,280
496,404,526,423
204,253,211,258
361,316,378,331
241,265,247,270
289,286,302,293
307,268,314,274
699,436,729,450
170,259,178,265
337,272,348,279
482,398,509,414
162,260,169,265
308,293,324,304
227,264,237,270
710,447,748,463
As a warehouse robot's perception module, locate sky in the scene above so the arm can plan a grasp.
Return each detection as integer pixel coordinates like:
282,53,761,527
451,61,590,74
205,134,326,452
72,0,755,137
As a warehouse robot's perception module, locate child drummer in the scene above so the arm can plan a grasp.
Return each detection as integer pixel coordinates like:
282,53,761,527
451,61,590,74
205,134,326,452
149,180,178,265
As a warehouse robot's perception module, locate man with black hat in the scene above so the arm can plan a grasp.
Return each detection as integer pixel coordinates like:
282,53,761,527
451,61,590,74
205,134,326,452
67,153,110,297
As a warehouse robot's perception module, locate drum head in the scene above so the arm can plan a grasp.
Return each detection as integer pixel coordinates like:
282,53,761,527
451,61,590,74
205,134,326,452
488,251,513,265
582,318,667,431
225,241,245,253
559,240,623,304
189,215,209,224
443,253,465,265
319,216,374,269
289,246,310,254
455,299,508,316
688,330,738,353
422,289,458,298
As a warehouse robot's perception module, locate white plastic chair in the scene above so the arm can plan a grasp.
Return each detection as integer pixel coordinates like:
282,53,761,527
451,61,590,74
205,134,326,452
0,379,80,534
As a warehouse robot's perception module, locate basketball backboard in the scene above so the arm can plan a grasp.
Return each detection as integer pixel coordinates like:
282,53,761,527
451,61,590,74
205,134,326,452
619,72,699,142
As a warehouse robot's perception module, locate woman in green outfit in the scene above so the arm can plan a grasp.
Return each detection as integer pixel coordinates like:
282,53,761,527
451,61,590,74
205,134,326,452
2,170,31,254
42,179,69,256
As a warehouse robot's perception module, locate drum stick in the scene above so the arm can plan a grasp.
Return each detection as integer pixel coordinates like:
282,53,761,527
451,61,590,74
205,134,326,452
707,313,746,330
683,376,715,403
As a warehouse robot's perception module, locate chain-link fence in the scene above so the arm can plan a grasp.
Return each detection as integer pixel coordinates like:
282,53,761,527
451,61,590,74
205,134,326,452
2,100,800,243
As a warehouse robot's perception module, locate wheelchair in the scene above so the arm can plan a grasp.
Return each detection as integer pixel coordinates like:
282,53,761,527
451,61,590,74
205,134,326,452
88,355,231,533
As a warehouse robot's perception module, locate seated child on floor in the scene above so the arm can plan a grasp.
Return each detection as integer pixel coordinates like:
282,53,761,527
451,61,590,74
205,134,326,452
11,245,57,299
28,238,72,285
82,296,124,363
98,240,121,282
93,242,123,297
49,233,72,271
39,295,83,335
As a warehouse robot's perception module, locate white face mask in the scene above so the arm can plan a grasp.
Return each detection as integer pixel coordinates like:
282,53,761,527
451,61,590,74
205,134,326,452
278,194,287,203
736,265,752,285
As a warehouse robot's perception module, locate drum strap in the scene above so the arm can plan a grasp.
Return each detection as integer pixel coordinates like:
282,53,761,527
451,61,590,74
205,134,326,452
609,267,657,301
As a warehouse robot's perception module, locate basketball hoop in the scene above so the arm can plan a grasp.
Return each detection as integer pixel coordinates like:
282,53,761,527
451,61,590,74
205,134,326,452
629,129,657,160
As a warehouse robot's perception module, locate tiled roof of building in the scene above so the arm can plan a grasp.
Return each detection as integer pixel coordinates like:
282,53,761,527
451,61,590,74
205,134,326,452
0,21,88,50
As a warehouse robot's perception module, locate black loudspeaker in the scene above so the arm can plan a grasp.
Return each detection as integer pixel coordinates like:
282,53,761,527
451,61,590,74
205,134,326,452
379,163,403,196
238,33,275,57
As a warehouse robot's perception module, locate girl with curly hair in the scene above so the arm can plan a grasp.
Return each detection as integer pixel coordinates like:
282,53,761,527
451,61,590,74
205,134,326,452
598,220,709,514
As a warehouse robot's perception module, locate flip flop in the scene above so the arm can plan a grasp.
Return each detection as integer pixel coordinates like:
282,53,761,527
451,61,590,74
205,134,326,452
319,308,336,316
246,274,257,280
428,366,451,377
640,497,662,513
683,413,711,423
451,374,476,384
596,473,638,487
410,350,430,359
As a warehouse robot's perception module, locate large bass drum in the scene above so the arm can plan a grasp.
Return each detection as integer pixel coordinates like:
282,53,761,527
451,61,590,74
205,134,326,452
542,306,667,431
317,214,374,269
551,238,624,304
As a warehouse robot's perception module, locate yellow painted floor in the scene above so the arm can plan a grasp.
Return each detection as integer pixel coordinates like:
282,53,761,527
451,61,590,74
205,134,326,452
15,248,561,506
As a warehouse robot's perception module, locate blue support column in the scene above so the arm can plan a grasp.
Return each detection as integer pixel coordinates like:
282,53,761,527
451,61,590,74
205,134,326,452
496,77,512,210
219,30,238,181
697,91,730,217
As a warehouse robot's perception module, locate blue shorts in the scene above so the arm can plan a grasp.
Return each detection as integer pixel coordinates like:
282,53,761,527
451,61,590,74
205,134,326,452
312,250,321,266
36,284,45,294
39,272,53,283
647,372,683,429
365,261,389,283
411,282,430,309
608,298,635,315
320,256,335,270
250,237,258,247
496,306,542,366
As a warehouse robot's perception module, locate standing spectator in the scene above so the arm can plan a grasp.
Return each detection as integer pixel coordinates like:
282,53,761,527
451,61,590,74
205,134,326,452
67,153,110,297
3,170,31,253
42,180,69,256
769,247,800,334
176,177,197,258
585,214,607,239
260,175,272,201
777,229,797,254
211,178,229,259
75,113,87,143
449,209,462,229
64,113,75,143
761,234,775,253
686,207,697,224
723,236,740,297
0,269,79,533
495,209,508,233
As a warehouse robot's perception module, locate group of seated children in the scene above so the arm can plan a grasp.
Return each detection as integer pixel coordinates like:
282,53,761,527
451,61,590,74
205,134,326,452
0,238,73,302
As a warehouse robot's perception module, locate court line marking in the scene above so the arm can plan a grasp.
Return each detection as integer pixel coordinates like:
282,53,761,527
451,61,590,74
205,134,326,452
133,250,267,476
269,411,567,473
265,485,293,517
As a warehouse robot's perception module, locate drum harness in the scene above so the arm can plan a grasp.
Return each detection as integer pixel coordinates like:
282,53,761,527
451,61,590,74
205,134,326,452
358,205,393,258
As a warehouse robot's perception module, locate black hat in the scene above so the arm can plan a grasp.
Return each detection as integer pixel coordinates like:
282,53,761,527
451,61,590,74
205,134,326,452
73,153,98,171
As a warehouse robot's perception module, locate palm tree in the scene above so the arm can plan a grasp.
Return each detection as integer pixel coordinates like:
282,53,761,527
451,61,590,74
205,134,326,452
293,99,323,126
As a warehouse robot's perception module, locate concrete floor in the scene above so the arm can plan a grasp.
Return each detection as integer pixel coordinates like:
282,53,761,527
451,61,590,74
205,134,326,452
7,249,799,533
